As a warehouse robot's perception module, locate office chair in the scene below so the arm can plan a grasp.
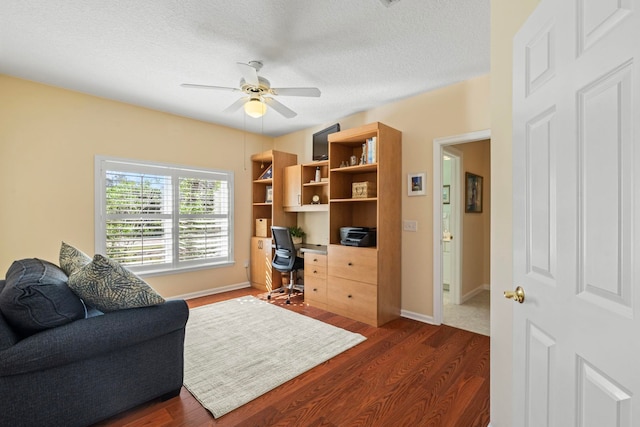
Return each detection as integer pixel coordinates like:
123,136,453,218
270,226,304,304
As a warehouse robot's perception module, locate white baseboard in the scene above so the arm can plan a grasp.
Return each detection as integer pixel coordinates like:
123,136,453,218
461,284,490,304
170,281,251,300
401,309,436,325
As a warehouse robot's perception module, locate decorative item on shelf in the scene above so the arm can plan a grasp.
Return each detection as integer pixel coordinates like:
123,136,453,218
340,160,348,168
258,165,273,180
315,166,321,182
350,155,357,166
360,143,367,165
352,181,377,198
265,185,273,203
311,194,321,204
256,218,272,237
407,172,426,196
288,226,306,244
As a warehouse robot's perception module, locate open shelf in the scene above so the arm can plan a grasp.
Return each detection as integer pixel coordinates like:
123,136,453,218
330,197,378,203
330,164,377,174
253,178,273,184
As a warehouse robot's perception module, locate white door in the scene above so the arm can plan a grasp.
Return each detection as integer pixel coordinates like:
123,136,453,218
442,148,461,304
512,1,640,426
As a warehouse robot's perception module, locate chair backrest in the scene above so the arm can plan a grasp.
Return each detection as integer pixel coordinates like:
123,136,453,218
271,226,296,271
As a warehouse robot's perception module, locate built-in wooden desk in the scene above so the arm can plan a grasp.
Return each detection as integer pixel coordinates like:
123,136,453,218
297,243,327,255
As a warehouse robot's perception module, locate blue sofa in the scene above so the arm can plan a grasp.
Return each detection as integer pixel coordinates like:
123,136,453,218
0,273,189,426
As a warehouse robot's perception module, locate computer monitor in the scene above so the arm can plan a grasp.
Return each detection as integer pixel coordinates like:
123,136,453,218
312,123,340,161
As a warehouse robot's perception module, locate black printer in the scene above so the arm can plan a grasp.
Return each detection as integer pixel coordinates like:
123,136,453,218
340,227,377,247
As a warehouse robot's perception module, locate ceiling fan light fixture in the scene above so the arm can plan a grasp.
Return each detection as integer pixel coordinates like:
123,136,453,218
244,99,267,118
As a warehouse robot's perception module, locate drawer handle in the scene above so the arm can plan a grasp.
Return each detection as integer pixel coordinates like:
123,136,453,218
348,262,353,266
347,294,353,299
313,288,318,292
313,258,318,262
313,270,318,274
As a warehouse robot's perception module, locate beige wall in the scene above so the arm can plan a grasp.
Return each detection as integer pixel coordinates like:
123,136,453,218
276,75,490,316
0,75,273,297
2,70,492,377
1,73,489,317
490,0,540,426
457,139,491,296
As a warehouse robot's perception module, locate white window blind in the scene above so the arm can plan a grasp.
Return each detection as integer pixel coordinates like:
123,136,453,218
95,157,234,275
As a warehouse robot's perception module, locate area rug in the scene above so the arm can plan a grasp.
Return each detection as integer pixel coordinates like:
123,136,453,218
183,296,366,418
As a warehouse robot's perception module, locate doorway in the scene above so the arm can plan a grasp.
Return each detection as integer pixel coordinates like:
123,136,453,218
433,130,491,336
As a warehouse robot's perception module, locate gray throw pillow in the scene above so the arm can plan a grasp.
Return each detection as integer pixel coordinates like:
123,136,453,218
59,241,92,276
67,254,165,312
0,259,86,337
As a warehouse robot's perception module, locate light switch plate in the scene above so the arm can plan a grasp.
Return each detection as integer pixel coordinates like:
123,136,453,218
403,220,418,232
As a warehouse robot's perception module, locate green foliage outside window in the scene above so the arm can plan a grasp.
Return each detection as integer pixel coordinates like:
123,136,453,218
105,173,226,266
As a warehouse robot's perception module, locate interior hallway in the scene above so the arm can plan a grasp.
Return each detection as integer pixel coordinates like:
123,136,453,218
443,289,490,336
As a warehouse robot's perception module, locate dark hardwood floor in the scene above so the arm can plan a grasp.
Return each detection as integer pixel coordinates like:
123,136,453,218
95,288,490,427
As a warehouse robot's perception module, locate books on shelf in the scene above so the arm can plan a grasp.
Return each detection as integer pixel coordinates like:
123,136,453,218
364,137,376,164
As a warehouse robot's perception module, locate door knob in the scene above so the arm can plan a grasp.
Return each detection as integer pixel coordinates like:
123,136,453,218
504,286,525,303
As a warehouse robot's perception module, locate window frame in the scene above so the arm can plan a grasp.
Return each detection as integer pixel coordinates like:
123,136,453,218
95,156,235,276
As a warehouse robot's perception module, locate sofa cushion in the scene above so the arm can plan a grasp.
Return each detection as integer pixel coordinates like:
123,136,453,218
68,254,165,312
0,259,87,337
59,241,92,276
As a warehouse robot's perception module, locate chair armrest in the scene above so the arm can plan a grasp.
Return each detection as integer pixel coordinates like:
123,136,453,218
0,299,189,376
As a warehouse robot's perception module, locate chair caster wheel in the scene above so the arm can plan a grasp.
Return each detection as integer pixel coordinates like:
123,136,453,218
286,300,291,304
267,294,271,300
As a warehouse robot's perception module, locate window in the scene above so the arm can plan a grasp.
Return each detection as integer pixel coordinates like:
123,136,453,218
95,157,234,275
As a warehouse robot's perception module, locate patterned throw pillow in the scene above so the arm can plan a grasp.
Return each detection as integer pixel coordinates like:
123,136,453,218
67,254,165,312
59,241,92,276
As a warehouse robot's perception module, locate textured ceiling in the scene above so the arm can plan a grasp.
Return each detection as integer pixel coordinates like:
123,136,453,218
0,0,490,137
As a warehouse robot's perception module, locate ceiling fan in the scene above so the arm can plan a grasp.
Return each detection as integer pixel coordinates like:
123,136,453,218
181,60,321,119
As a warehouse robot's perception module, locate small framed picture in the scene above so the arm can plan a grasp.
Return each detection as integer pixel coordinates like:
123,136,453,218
465,172,483,213
265,185,273,203
407,172,426,196
442,185,450,204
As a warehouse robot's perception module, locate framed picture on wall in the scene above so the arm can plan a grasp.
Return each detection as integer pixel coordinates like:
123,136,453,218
407,172,426,196
465,172,483,213
442,185,450,204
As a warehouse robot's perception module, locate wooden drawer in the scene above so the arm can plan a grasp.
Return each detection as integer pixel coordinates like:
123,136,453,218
327,277,377,325
304,275,327,305
304,253,327,267
328,245,377,285
305,263,327,279
305,252,327,279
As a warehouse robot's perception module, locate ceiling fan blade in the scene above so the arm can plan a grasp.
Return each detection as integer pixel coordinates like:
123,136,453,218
237,62,259,86
264,97,297,118
180,83,240,92
223,97,250,113
270,87,321,97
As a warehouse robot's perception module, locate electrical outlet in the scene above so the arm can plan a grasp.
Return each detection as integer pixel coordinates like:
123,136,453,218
403,220,418,232
244,260,249,268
